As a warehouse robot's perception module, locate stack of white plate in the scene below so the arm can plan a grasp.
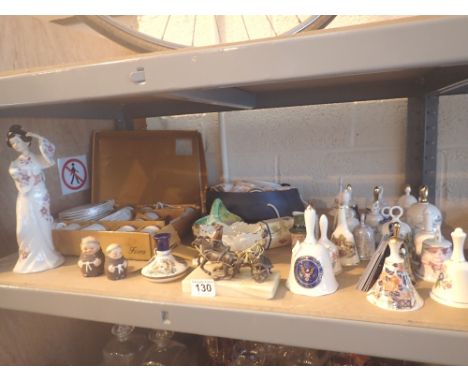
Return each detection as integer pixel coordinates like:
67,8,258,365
58,200,115,222
99,206,134,221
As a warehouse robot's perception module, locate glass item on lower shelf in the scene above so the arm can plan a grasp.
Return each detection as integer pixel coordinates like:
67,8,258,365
203,336,236,366
281,347,331,366
231,341,267,366
142,330,192,366
102,325,145,366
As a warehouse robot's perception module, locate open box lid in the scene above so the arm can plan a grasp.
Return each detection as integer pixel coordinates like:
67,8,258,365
91,130,207,212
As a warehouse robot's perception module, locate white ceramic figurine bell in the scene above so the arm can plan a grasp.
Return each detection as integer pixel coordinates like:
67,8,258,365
331,203,360,267
367,223,424,312
430,227,468,308
416,224,452,283
318,214,342,275
286,206,338,297
397,185,417,212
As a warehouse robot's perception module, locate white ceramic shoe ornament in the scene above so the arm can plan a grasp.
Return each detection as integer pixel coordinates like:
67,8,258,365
286,205,338,297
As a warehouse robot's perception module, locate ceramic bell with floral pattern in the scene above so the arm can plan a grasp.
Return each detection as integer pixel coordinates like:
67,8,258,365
331,190,359,267
286,205,338,297
416,224,452,283
430,227,468,308
367,223,424,312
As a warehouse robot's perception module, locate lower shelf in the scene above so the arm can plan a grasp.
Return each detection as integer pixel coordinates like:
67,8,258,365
0,247,467,365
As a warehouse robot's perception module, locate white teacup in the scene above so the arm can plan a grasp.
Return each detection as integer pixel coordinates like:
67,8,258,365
140,225,160,235
54,222,67,230
63,223,81,231
116,225,136,232
82,223,106,231
144,211,160,220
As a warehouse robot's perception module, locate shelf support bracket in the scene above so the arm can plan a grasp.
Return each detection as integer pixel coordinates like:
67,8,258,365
406,95,439,203
164,88,256,110
114,110,134,130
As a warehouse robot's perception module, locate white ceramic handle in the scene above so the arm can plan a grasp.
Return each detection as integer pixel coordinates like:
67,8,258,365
304,205,316,244
381,206,391,218
319,214,328,240
451,227,467,262
390,206,403,220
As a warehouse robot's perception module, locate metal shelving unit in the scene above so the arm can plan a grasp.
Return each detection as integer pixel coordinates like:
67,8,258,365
1,15,468,364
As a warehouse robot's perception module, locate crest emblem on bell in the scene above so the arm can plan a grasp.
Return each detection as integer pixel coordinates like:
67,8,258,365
294,256,323,288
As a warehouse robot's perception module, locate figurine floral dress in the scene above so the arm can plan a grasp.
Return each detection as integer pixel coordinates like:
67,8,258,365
9,137,64,273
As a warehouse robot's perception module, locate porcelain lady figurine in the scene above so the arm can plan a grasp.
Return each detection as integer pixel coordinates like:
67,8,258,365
78,236,105,277
367,223,423,312
105,243,128,280
331,204,359,267
286,206,338,297
6,125,64,273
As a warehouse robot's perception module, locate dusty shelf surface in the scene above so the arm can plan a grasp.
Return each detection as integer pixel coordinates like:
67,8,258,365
1,247,468,365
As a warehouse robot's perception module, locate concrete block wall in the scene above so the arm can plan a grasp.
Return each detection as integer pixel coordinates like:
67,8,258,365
147,95,468,232
437,94,468,232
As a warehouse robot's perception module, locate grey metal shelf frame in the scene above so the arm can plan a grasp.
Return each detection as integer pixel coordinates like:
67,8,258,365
1,15,468,364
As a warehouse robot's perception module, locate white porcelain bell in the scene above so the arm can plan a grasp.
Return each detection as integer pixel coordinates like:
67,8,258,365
413,207,436,261
366,186,385,245
367,223,424,312
430,227,468,308
286,206,338,297
406,185,442,233
344,184,359,231
331,204,360,267
318,214,342,275
416,224,452,282
397,185,417,212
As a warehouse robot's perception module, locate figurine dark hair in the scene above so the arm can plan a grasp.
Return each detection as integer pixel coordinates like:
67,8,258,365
6,124,32,148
